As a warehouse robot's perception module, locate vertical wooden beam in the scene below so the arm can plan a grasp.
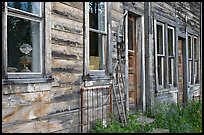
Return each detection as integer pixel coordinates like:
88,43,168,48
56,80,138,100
83,2,89,78
174,27,179,88
124,9,129,115
2,2,7,79
200,3,202,99
144,2,155,113
191,35,195,85
107,2,112,76
141,16,146,113
44,2,52,77
164,23,169,88
183,27,189,106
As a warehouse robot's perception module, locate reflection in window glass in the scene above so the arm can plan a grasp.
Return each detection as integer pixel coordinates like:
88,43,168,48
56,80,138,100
89,2,105,31
7,16,41,72
194,61,199,84
8,2,41,16
194,37,198,59
158,57,163,85
157,24,163,54
128,18,133,50
188,35,192,59
188,61,192,83
168,58,173,84
168,28,173,56
89,31,105,70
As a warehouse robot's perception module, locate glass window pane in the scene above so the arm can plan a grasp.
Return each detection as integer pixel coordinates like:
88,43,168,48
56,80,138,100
8,2,41,16
168,28,173,56
188,61,192,83
157,24,163,54
7,16,41,72
158,56,163,85
188,35,192,59
128,18,133,50
194,37,198,59
194,61,199,84
89,31,105,70
168,58,173,84
89,2,105,31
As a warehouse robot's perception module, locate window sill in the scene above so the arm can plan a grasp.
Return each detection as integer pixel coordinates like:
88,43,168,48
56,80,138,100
82,74,113,81
2,77,54,85
156,87,178,94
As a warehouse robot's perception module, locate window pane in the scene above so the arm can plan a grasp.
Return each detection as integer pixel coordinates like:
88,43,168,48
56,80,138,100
194,37,198,59
194,61,199,83
128,18,133,50
89,2,105,31
188,35,192,59
157,24,163,54
89,31,105,70
7,16,41,72
168,28,173,56
168,58,173,84
188,61,192,83
158,56,163,85
8,2,41,16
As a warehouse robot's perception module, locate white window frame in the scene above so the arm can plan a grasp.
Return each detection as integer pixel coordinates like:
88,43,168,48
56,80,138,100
2,2,52,81
193,36,199,84
188,34,193,84
167,26,175,85
155,20,165,88
84,2,108,76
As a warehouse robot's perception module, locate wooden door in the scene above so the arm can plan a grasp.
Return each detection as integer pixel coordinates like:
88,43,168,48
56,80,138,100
178,39,184,104
128,15,137,112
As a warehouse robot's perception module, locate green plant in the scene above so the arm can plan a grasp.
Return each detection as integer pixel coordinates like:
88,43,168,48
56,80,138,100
150,100,202,133
91,100,202,133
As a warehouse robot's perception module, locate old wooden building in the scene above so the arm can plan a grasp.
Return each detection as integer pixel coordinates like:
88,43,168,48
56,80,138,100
2,2,202,133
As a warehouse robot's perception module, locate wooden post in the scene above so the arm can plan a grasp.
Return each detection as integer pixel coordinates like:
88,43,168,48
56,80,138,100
183,27,189,106
124,9,129,116
144,2,155,113
107,2,112,76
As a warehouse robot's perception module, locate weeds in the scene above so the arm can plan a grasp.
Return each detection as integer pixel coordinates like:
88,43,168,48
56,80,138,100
91,100,202,133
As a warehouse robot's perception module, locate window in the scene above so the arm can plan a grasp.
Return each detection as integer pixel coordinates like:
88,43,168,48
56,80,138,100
155,20,176,89
188,35,192,83
193,37,199,84
84,2,107,75
156,22,165,87
167,26,175,85
2,2,51,80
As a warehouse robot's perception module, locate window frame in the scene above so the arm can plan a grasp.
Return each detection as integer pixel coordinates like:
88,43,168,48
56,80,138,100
187,34,193,84
155,19,177,90
155,21,165,88
2,2,52,82
193,36,199,84
84,2,108,76
167,26,175,86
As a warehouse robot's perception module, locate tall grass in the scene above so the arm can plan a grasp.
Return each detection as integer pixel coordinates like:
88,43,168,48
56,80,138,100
91,100,202,133
149,100,202,133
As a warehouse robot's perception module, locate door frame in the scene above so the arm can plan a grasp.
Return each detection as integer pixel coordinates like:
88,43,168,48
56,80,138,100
178,36,188,105
126,11,145,112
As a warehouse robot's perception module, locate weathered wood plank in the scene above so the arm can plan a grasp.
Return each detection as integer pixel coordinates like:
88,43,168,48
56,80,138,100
61,2,83,11
51,29,83,46
112,9,124,23
52,59,83,69
51,21,83,36
2,110,81,133
2,99,80,124
51,44,83,59
51,2,83,23
2,83,52,95
112,2,123,14
52,72,82,83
